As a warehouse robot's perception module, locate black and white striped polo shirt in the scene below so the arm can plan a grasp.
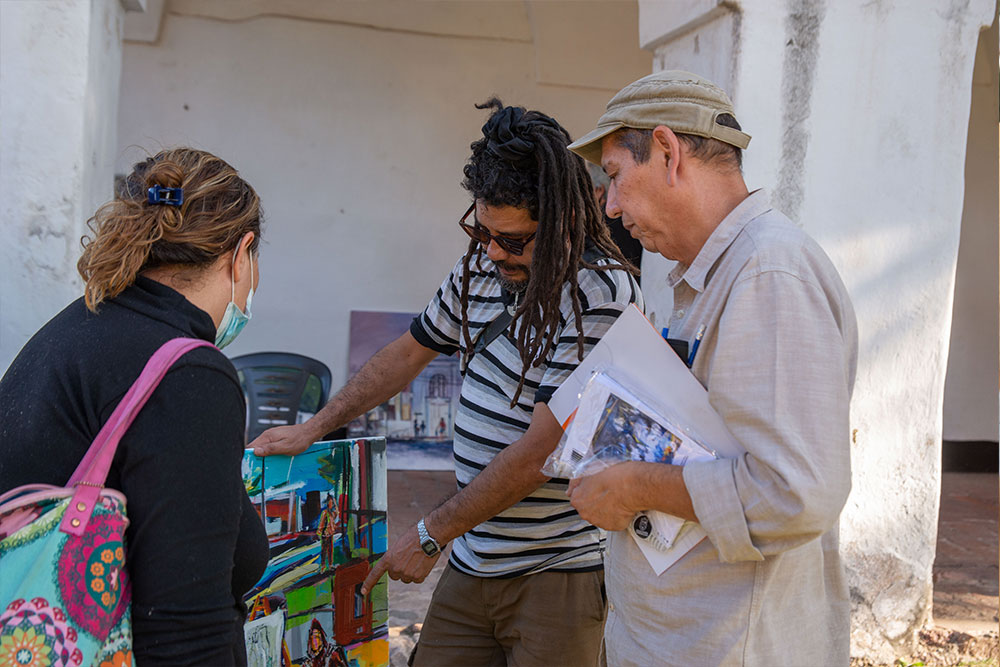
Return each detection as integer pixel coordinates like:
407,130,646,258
410,253,643,577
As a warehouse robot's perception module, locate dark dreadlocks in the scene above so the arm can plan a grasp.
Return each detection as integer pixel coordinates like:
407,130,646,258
459,98,639,406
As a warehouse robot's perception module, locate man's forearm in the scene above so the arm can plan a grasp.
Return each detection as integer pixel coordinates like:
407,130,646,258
304,332,437,440
566,461,696,531
630,462,697,522
426,442,548,543
425,403,562,543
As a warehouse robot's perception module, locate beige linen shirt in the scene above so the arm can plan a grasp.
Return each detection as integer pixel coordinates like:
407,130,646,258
604,189,858,667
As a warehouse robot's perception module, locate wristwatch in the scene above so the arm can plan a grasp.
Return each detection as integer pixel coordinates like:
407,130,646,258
417,518,443,557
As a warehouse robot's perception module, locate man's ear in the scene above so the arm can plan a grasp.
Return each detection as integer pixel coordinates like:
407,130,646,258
652,125,681,187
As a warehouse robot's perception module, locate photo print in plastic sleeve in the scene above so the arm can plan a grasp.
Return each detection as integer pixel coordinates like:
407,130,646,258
543,369,718,571
548,370,716,477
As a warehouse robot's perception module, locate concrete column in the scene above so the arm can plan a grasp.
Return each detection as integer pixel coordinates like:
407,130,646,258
0,0,129,372
637,0,996,661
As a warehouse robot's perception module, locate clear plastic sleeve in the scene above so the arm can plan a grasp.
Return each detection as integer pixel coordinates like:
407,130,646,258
542,367,717,479
544,368,718,555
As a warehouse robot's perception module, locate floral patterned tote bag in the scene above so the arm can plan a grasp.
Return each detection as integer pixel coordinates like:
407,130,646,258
0,338,214,667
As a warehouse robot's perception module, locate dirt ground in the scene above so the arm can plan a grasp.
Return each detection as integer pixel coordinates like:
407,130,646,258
849,628,998,667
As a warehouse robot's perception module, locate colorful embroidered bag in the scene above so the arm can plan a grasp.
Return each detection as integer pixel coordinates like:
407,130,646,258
0,338,214,667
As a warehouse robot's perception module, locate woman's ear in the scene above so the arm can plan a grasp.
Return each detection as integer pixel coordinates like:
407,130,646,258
232,231,256,284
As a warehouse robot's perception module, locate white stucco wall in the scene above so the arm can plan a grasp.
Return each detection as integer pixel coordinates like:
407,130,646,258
942,17,999,443
0,0,125,372
638,0,996,661
115,1,650,386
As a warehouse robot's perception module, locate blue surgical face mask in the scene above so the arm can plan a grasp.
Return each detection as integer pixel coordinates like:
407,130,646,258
215,247,255,349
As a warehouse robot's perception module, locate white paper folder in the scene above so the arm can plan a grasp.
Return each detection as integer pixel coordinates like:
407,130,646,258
550,304,745,574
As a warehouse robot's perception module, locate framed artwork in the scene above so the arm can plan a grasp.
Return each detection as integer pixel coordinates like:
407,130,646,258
348,311,459,470
242,438,388,667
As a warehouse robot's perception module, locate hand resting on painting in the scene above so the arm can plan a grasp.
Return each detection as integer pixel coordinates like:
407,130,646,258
250,422,320,457
246,330,449,597
0,148,270,665
249,331,439,457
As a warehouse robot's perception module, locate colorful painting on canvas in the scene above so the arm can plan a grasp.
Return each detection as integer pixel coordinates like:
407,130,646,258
348,310,459,470
242,438,388,667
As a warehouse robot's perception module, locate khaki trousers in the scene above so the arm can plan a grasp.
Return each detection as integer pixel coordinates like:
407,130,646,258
411,565,607,667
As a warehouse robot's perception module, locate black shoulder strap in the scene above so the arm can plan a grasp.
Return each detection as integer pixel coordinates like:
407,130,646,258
473,292,517,356
468,248,610,363
581,246,606,264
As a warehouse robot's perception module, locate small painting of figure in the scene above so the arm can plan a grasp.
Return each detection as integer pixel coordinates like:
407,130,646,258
305,618,349,667
317,493,340,572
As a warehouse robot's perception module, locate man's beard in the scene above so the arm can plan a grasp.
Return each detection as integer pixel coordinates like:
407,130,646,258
495,262,530,293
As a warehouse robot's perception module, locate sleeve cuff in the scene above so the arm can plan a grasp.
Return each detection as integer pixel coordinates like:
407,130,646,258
683,457,764,563
533,386,556,404
409,317,460,357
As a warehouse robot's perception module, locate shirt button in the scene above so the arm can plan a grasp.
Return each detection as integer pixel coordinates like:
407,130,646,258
674,309,685,319
608,602,615,612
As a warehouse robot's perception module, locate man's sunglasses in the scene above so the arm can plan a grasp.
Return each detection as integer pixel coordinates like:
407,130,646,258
458,203,536,256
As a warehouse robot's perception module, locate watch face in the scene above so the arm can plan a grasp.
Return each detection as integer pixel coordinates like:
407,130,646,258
421,541,438,556
632,514,652,539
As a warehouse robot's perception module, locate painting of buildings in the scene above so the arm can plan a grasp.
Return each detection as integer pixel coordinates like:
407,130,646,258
242,438,388,667
348,311,460,470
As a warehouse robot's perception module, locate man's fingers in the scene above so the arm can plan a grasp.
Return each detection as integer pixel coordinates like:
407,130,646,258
250,428,301,457
361,558,389,596
249,430,281,456
253,440,287,457
567,478,581,496
247,433,268,454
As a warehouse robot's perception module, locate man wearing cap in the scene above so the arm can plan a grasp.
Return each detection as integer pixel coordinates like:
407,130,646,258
565,71,858,665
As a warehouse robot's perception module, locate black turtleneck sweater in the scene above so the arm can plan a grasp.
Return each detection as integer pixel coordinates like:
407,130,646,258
0,276,268,666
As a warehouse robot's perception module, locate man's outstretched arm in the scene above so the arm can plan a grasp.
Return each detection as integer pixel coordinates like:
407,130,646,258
361,402,563,594
249,331,439,456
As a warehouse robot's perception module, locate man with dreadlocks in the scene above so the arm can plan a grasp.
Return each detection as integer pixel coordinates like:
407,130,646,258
250,99,641,666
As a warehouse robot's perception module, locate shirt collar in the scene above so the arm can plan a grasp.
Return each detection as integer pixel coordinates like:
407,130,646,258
119,275,218,342
667,189,772,291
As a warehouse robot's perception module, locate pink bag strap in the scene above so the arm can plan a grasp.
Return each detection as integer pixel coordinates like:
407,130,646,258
60,337,216,536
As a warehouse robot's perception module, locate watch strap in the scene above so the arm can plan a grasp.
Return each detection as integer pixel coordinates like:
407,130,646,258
417,518,442,555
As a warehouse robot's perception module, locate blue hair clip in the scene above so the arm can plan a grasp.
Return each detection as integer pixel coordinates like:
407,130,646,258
147,185,184,206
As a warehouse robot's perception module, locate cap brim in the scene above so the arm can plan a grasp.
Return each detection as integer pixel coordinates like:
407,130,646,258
568,123,623,166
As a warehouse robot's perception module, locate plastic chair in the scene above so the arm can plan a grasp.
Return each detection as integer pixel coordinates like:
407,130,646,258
230,352,333,444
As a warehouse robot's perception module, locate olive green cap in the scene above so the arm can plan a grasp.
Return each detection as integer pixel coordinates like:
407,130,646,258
568,70,751,165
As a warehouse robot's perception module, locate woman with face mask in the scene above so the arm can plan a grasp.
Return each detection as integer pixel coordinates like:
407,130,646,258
0,148,268,665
